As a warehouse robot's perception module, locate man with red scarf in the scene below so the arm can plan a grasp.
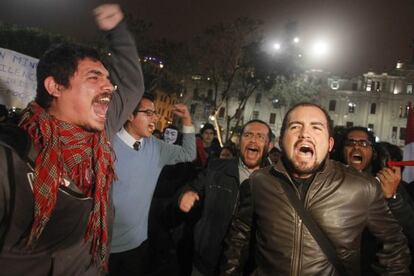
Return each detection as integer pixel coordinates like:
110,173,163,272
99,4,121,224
0,3,144,275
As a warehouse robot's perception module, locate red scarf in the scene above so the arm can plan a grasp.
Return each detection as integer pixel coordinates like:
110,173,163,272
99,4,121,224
19,102,114,270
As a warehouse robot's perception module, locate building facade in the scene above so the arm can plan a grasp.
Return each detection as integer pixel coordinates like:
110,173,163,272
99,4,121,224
185,62,414,146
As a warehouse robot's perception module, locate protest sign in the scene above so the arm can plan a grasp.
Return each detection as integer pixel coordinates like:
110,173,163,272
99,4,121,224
0,47,38,108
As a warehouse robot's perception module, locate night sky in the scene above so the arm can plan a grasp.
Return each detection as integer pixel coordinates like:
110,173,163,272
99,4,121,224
1,0,414,76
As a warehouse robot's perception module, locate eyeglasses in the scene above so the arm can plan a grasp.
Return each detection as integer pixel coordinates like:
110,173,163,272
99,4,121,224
344,139,372,148
137,109,159,117
242,132,267,142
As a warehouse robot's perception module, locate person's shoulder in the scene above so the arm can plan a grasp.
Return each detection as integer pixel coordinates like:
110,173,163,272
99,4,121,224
207,157,237,171
329,159,378,187
0,123,31,160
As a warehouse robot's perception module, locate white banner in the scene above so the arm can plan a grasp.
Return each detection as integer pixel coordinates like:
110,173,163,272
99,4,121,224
0,47,38,108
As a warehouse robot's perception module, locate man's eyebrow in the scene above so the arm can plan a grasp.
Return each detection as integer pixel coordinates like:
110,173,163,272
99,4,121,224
287,121,303,126
88,69,106,76
310,122,326,127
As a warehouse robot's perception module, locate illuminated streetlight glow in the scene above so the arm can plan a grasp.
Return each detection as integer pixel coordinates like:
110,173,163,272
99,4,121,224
311,40,329,57
273,43,281,51
293,37,300,44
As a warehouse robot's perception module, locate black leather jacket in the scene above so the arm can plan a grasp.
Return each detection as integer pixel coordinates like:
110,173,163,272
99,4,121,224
221,159,411,276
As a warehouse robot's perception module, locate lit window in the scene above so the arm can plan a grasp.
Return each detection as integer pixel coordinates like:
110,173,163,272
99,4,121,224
366,79,372,92
348,102,356,113
252,111,259,120
407,84,413,94
400,127,406,140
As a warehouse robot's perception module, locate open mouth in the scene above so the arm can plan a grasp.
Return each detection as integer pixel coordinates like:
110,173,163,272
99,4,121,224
350,152,363,164
92,93,112,119
296,143,315,158
247,146,259,153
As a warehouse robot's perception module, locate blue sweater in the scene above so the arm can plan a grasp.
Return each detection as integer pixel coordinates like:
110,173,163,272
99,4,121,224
111,132,196,253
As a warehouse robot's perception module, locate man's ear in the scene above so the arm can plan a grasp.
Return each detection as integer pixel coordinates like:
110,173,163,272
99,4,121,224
328,137,335,152
127,113,135,123
43,76,63,98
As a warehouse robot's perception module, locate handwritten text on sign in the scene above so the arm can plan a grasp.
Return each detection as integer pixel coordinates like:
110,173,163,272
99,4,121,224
0,47,38,108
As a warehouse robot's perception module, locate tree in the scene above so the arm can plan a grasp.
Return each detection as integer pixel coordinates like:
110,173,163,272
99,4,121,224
0,22,73,58
190,17,265,142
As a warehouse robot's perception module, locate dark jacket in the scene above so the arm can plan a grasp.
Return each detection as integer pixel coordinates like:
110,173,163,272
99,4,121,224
221,159,411,276
0,21,144,276
187,158,240,275
387,183,414,246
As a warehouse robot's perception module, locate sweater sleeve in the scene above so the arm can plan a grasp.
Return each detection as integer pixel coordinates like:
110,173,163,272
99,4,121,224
104,20,145,141
159,132,196,166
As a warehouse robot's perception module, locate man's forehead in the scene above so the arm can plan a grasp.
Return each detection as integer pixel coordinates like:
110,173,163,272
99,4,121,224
347,130,368,139
76,58,109,75
288,106,328,125
244,122,268,133
139,98,155,109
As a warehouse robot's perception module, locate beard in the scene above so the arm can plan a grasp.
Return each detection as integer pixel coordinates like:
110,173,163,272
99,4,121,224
240,144,269,169
281,153,327,179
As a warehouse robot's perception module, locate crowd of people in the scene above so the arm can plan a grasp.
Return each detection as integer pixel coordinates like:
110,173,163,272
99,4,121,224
0,3,413,276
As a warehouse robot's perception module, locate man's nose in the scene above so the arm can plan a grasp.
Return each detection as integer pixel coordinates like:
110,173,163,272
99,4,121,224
299,126,310,138
103,79,115,93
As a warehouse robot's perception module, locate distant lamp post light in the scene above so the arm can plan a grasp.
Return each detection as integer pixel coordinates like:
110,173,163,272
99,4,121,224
293,37,300,44
273,43,281,51
311,40,330,58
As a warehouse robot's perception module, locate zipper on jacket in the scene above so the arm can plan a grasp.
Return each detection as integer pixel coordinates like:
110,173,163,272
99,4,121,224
292,189,303,276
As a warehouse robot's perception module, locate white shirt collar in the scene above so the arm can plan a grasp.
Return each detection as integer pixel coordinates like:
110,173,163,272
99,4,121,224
117,127,143,149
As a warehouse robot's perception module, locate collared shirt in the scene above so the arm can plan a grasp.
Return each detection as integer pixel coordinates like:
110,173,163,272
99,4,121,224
117,125,195,150
117,127,143,149
238,159,251,184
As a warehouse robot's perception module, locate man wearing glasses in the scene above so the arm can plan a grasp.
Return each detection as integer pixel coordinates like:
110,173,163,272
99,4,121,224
341,126,414,274
109,93,196,275
341,126,375,173
179,120,272,276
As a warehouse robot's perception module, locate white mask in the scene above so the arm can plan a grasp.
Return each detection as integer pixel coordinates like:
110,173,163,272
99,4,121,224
164,128,178,144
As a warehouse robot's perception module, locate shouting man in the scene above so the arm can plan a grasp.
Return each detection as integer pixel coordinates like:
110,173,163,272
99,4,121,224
0,4,144,275
221,103,410,275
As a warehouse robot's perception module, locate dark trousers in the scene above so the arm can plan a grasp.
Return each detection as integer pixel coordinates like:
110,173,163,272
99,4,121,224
109,240,150,276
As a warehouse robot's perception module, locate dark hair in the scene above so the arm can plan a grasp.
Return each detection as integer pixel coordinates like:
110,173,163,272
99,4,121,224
343,126,375,145
35,43,102,108
132,93,155,115
0,104,7,117
241,119,273,142
200,123,216,135
269,147,281,155
163,124,179,132
280,102,333,139
372,142,403,174
220,142,238,158
163,124,182,145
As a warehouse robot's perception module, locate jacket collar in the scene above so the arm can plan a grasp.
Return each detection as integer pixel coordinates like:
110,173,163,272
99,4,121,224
272,155,332,183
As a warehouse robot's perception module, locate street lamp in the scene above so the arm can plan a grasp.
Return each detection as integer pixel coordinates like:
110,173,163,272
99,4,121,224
311,40,329,58
273,43,281,51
